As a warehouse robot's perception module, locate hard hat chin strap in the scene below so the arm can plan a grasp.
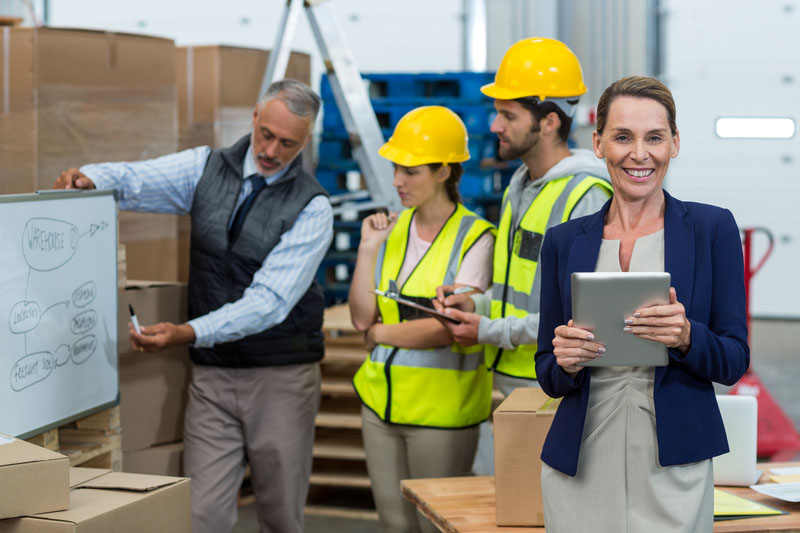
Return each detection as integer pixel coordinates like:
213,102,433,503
540,96,581,118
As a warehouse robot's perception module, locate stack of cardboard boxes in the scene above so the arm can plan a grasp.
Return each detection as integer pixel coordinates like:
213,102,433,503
118,281,191,477
174,45,311,281
0,28,311,283
0,27,179,281
0,434,190,531
0,28,309,513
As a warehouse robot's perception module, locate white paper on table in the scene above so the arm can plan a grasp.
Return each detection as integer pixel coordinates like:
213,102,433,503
750,482,800,503
0,435,14,445
770,466,800,476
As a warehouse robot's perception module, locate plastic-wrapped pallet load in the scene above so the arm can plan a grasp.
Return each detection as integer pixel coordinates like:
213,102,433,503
0,27,179,281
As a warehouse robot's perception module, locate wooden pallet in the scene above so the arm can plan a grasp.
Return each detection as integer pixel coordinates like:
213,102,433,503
25,405,123,471
304,305,377,518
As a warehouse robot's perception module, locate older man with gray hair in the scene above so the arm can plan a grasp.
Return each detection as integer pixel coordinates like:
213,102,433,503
54,79,333,533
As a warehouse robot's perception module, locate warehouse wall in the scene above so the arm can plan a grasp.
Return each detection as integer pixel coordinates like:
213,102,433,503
487,0,658,147
47,0,466,92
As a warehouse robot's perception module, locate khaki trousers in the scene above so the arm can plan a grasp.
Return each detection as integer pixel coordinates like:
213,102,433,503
361,406,479,533
183,362,321,533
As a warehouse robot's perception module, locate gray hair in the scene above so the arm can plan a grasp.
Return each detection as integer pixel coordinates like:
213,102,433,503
260,79,321,120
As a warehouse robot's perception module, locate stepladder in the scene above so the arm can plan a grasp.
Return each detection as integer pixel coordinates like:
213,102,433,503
262,0,401,214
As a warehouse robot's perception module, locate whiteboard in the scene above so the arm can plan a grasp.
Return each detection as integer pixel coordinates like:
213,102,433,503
0,190,118,438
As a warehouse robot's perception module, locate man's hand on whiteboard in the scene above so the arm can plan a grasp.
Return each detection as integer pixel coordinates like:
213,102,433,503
128,322,196,352
53,168,96,190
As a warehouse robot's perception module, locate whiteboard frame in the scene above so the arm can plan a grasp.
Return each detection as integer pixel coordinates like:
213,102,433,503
1,189,119,439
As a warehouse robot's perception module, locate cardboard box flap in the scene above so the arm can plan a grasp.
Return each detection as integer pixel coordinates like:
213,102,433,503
495,388,560,414
16,475,190,527
77,472,183,492
70,467,112,488
0,435,67,467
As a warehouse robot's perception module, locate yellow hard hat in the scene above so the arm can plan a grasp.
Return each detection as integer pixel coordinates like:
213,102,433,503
481,37,587,101
378,106,469,167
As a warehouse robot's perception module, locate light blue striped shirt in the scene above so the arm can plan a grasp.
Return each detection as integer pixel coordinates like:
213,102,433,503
82,146,333,348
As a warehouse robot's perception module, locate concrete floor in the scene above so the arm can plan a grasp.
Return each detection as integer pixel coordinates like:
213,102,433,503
233,318,800,532
233,505,380,533
748,319,800,429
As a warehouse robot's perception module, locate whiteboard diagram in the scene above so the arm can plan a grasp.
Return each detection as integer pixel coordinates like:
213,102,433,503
0,191,118,438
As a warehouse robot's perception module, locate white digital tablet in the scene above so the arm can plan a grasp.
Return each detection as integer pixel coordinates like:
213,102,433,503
571,272,671,367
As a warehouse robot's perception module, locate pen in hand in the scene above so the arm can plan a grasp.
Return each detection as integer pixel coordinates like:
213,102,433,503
435,286,475,305
129,304,142,335
443,286,473,298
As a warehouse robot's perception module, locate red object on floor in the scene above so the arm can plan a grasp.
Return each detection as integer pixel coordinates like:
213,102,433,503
735,228,800,458
730,372,800,458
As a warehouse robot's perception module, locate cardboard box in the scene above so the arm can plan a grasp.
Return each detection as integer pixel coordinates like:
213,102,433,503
0,435,70,519
0,27,180,282
174,45,311,282
176,45,311,151
493,388,560,526
123,442,184,477
118,282,191,452
0,467,190,532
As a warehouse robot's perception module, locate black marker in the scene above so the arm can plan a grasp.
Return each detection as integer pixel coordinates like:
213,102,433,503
129,304,142,335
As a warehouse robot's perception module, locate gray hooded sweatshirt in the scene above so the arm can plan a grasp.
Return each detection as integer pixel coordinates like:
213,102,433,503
474,148,612,351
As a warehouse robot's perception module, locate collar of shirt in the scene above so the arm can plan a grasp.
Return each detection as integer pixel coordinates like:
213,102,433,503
243,145,289,185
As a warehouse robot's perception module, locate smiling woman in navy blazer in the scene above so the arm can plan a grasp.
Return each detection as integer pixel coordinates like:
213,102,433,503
534,77,749,532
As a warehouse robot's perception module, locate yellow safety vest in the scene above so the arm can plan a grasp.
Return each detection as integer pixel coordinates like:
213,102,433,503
486,173,613,379
353,204,496,428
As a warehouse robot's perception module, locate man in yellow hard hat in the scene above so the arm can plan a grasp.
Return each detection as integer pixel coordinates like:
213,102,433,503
435,37,613,474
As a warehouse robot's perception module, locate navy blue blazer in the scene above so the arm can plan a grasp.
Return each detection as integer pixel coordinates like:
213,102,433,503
534,190,750,476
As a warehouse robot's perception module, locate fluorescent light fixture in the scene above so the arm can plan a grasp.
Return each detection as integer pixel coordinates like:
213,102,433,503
715,118,795,139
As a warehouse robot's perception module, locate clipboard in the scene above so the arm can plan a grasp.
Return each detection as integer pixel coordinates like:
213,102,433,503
373,285,460,324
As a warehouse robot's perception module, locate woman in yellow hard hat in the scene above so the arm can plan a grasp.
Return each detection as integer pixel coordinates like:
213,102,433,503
348,105,496,532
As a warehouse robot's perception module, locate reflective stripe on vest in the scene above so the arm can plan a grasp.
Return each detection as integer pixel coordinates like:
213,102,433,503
486,173,613,378
353,204,496,428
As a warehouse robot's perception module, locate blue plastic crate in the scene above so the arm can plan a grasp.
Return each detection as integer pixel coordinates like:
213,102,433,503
318,252,357,287
316,169,349,195
319,138,352,161
461,201,487,220
320,76,335,101
459,171,497,197
322,72,495,105
332,228,361,252
449,103,495,133
317,159,361,172
364,72,494,104
323,99,495,135
467,135,498,162
461,198,501,224
322,104,346,133
322,283,351,306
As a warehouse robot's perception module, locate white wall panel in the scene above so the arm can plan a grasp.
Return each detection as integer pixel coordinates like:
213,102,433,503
663,0,800,318
48,0,464,87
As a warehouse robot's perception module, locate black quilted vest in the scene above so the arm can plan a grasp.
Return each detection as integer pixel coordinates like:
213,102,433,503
188,135,328,367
